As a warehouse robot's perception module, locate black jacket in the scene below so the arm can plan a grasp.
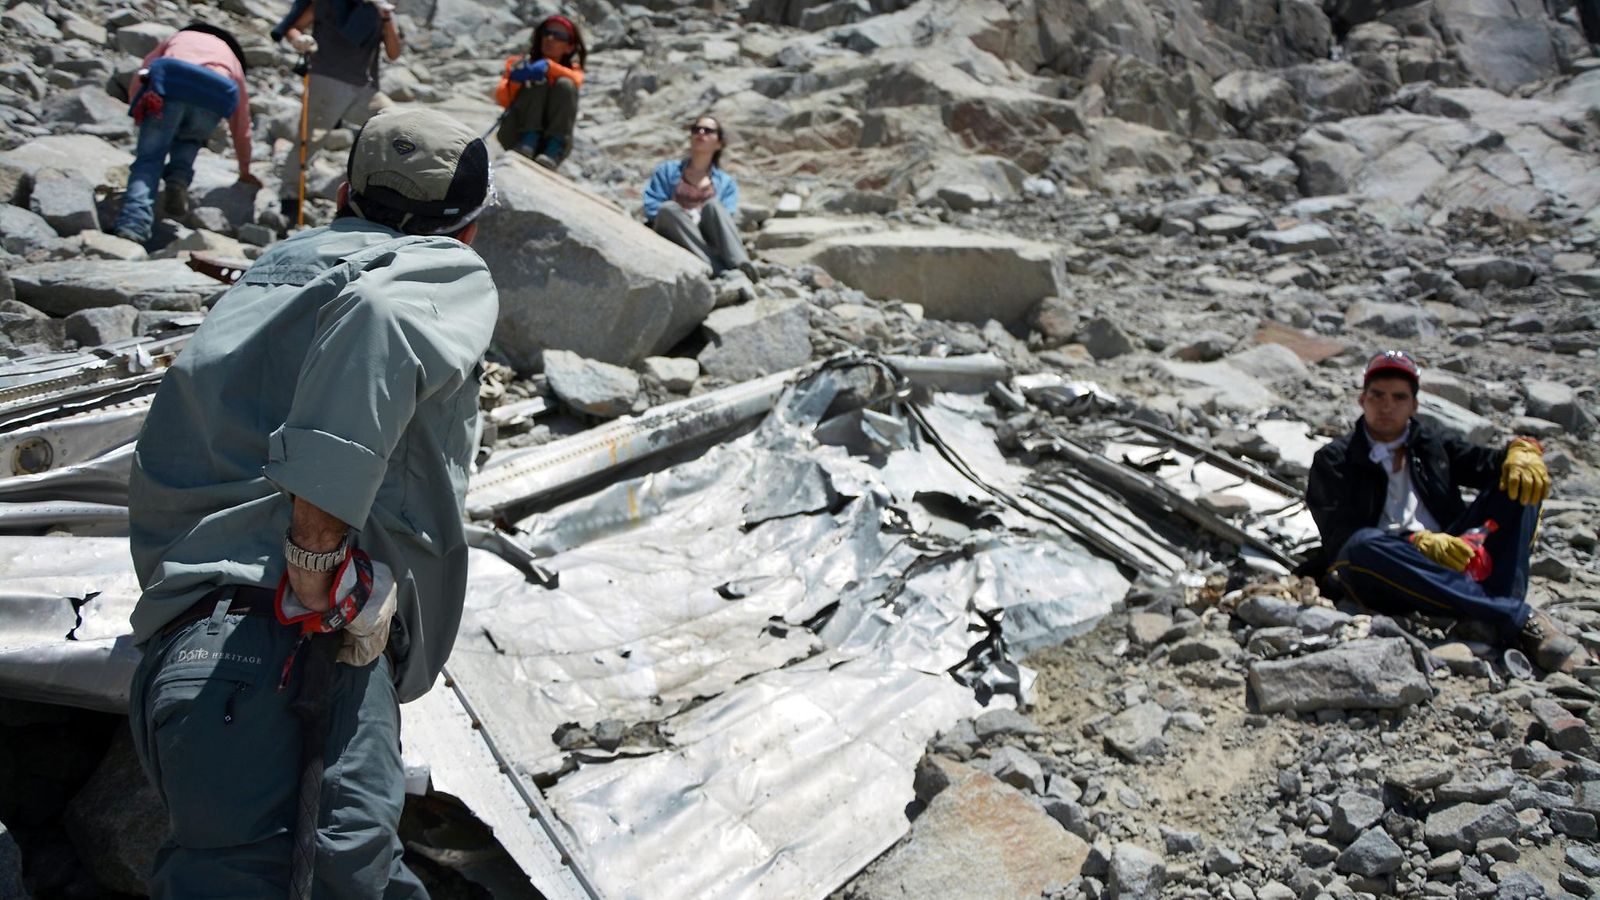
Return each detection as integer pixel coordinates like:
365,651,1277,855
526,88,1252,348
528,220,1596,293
1299,417,1504,577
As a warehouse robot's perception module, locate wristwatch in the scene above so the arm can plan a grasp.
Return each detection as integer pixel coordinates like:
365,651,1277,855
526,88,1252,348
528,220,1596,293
283,529,353,573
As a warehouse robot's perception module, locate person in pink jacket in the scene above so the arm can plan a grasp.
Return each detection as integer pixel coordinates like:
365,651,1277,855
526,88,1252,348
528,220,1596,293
112,23,259,245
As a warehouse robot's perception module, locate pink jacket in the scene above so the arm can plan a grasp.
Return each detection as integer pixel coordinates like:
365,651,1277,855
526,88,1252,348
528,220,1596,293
133,30,253,174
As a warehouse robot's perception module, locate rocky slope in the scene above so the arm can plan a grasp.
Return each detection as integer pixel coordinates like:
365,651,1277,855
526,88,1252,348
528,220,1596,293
1,0,1598,897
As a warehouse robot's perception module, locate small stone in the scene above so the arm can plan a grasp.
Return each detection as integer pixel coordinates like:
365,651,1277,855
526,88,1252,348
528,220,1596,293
591,719,626,751
1207,846,1245,876
1423,801,1519,852
1160,827,1203,855
641,355,699,392
1335,827,1403,877
974,708,1045,741
1101,702,1170,763
1331,791,1385,844
64,305,140,347
1426,849,1463,876
542,349,641,419
1475,836,1517,862
1108,843,1165,900
1077,316,1135,360
982,745,1046,795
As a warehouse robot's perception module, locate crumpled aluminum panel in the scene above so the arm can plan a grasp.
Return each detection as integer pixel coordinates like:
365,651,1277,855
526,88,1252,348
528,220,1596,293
546,655,980,900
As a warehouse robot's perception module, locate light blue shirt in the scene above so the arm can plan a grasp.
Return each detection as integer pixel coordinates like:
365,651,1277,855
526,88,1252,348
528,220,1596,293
642,158,739,222
129,219,498,702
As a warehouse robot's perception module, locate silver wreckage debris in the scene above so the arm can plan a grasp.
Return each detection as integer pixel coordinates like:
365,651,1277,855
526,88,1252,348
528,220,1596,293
0,335,1315,899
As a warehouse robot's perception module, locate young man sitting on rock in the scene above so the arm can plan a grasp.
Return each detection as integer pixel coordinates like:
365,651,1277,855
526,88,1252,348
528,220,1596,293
1301,350,1586,673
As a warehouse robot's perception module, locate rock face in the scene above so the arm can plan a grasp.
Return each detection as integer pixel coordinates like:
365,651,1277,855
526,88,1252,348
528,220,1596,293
779,228,1065,324
847,767,1089,900
8,260,221,313
474,156,715,370
698,298,814,381
1248,638,1432,713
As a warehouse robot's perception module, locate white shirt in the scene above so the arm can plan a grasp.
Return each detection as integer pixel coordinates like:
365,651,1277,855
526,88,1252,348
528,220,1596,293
1368,426,1440,535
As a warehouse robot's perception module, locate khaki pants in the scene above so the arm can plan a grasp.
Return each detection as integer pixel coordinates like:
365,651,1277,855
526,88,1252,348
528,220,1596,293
280,74,389,199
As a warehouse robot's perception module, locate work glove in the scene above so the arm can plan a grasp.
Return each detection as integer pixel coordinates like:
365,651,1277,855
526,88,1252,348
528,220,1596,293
337,559,396,667
289,32,318,55
510,58,549,83
1499,437,1550,506
1410,530,1473,572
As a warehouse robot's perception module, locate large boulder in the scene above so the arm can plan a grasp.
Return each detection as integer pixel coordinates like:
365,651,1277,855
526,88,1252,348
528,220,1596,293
0,134,133,190
771,227,1064,324
1433,0,1562,93
1249,638,1432,713
9,260,221,313
847,766,1089,900
474,155,716,370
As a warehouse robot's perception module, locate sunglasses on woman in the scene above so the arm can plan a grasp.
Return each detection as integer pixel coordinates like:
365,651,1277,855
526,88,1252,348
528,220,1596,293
545,29,573,43
690,125,718,136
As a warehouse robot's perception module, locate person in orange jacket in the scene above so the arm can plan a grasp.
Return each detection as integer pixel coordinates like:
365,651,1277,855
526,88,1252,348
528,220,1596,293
495,15,586,169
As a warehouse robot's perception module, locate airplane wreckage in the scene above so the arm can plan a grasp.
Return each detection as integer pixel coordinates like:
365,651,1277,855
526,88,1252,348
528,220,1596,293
0,302,1322,898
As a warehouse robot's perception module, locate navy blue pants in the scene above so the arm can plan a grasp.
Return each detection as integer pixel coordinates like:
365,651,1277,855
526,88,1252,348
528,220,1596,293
1330,486,1539,640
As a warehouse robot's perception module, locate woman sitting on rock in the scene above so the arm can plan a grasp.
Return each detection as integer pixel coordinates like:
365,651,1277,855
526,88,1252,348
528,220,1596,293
495,15,585,169
642,114,757,280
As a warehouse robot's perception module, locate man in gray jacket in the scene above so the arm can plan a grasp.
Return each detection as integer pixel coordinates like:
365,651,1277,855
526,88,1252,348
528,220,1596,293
126,107,496,897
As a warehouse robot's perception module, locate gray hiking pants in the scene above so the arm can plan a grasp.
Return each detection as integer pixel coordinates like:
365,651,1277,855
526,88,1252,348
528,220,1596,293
128,595,425,899
279,74,389,199
653,200,749,274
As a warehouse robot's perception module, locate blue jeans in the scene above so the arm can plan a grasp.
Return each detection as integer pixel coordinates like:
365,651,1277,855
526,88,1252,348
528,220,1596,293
112,100,223,241
1330,486,1540,640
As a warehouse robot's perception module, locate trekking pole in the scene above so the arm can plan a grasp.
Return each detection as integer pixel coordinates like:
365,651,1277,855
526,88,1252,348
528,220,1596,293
481,106,510,143
287,633,338,900
295,54,311,228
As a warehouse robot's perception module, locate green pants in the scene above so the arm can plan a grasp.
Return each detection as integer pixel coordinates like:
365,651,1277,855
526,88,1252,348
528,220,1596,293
496,76,579,159
129,597,425,899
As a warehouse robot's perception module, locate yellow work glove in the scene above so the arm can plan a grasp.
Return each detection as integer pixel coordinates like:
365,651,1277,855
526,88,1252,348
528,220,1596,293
1499,437,1550,506
1410,530,1473,572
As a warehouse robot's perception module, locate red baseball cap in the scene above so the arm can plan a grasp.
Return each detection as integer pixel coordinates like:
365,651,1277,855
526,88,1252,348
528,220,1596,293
1363,350,1420,387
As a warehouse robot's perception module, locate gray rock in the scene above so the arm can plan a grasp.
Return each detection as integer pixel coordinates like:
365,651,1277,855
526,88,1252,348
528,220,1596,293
475,156,714,370
1415,394,1495,445
27,168,98,236
641,356,698,392
0,203,59,255
1295,606,1351,635
77,230,147,261
2,3,59,39
2,314,67,350
697,298,812,381
1160,827,1203,855
777,227,1065,324
1344,299,1439,337
1434,0,1560,92
40,86,130,133
1437,770,1517,804
542,350,641,419
63,728,166,894
237,223,275,247
973,708,1044,741
1248,638,1432,713
1568,844,1600,877
1423,800,1519,852
982,745,1046,794
847,771,1089,900
1236,595,1303,628
0,134,132,191
1335,827,1403,877
1524,380,1593,436
1550,809,1597,839
1250,223,1339,255
9,260,219,313
1447,255,1533,289
64,305,140,347
1108,844,1164,900
114,22,171,56
1102,701,1170,762
1078,316,1135,360
1386,760,1455,793
1206,845,1245,875
1331,791,1385,844
1127,612,1173,647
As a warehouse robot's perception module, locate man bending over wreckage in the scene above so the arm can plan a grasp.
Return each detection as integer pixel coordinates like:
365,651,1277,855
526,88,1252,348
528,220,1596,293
1300,350,1588,674
125,107,496,898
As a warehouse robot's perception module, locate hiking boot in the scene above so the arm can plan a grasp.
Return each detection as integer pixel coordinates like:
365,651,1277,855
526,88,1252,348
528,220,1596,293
163,181,190,218
1518,610,1586,674
534,134,568,170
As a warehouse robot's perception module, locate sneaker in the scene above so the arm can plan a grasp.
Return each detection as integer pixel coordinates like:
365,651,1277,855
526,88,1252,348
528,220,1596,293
533,152,561,170
163,181,190,218
1518,610,1586,674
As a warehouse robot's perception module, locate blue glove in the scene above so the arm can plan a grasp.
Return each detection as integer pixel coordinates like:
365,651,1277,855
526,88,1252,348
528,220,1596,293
510,58,549,83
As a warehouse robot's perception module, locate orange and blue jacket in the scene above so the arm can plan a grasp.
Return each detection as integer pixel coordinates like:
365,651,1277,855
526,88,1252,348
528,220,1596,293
495,55,584,108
